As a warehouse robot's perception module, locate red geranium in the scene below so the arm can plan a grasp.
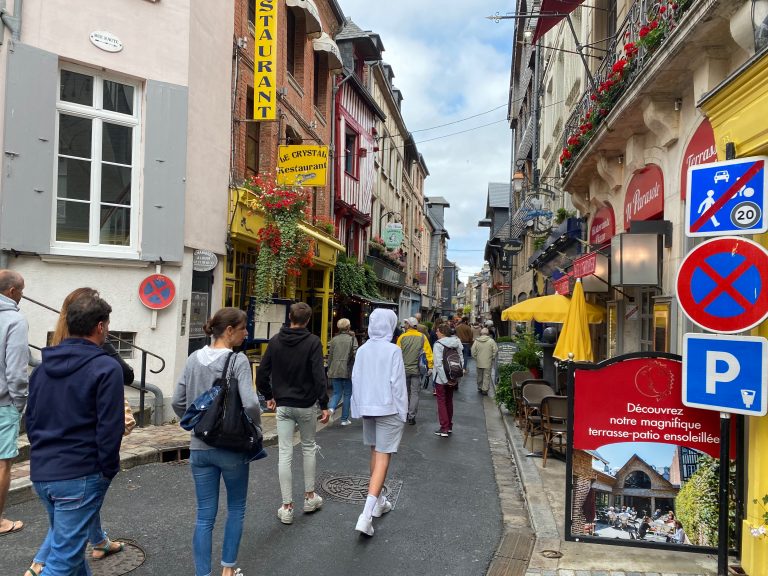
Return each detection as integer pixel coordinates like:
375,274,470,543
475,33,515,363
639,25,650,38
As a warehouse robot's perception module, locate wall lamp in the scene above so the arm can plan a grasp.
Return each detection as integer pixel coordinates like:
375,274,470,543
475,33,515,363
610,233,660,287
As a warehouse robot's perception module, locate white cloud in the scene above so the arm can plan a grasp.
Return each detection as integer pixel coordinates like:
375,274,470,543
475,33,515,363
338,0,513,282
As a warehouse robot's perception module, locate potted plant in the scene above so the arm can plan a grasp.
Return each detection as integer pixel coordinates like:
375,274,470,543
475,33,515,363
512,331,542,378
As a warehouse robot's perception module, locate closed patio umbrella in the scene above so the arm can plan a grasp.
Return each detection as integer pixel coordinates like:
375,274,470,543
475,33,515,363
553,279,593,362
501,293,605,324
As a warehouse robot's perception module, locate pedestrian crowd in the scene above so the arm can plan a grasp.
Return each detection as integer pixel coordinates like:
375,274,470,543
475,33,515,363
0,268,498,576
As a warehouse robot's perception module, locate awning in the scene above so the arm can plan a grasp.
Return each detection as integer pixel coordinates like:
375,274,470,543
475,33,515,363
532,0,586,43
312,32,343,71
286,0,322,37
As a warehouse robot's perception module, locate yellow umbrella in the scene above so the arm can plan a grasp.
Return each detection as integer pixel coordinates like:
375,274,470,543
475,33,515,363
501,293,605,324
553,279,593,362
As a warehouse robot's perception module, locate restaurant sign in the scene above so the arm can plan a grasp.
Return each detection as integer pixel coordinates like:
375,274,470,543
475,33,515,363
572,253,596,278
553,274,571,295
277,145,329,186
623,164,664,230
253,0,277,120
680,119,717,201
589,204,615,246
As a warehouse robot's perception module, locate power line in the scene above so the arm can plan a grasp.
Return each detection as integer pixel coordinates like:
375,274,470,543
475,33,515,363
415,118,508,145
410,103,509,133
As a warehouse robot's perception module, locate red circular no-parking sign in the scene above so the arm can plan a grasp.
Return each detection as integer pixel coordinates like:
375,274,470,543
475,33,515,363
676,236,768,333
139,274,176,310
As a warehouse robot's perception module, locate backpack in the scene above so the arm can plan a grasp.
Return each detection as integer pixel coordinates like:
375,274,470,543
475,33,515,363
418,335,429,377
439,342,463,384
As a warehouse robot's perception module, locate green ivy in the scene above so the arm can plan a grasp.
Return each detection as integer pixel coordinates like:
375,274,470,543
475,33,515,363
334,255,380,299
494,363,517,411
675,455,736,547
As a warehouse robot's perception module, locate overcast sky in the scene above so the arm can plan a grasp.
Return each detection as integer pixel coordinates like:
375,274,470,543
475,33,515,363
338,0,515,283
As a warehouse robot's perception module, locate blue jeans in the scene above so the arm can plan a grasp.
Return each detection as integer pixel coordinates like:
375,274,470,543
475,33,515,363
33,473,111,576
329,378,352,421
190,449,250,576
34,515,107,566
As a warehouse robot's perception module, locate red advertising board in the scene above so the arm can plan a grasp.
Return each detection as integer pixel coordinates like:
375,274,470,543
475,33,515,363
623,164,664,230
680,119,717,201
553,275,570,295
572,252,596,278
572,356,732,459
589,204,615,246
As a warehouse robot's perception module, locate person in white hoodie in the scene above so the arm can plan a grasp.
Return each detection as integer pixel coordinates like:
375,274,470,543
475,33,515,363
350,308,407,537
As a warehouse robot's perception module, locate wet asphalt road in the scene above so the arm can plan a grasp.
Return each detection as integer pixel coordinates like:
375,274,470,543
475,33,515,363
1,370,504,576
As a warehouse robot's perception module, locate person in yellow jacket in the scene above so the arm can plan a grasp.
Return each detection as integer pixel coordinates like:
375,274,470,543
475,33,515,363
396,317,433,425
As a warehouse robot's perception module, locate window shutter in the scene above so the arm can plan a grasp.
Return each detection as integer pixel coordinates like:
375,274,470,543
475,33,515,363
1,43,57,253
141,80,188,262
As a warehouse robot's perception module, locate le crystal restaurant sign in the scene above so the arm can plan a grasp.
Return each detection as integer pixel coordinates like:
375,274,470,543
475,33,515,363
253,0,277,121
624,164,664,230
277,145,329,186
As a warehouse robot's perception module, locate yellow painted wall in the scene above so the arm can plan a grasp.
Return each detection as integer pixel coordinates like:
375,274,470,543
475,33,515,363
702,55,768,575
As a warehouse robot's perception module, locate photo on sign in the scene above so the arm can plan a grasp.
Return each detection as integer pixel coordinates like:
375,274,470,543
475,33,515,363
564,353,737,553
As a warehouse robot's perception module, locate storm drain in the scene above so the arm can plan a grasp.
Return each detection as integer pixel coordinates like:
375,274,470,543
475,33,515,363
87,539,146,575
317,472,403,507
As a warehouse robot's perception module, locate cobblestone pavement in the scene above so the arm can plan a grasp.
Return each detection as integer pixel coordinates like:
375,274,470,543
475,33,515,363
525,571,709,576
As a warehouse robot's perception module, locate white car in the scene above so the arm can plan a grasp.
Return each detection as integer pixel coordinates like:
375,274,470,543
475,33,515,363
714,170,729,183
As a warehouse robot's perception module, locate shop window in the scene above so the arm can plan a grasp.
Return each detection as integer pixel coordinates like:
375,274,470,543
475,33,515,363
344,129,358,176
55,67,139,250
639,287,659,352
653,301,670,353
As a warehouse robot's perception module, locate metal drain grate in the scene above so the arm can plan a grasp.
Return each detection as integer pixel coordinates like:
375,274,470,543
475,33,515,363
87,539,146,575
316,472,403,507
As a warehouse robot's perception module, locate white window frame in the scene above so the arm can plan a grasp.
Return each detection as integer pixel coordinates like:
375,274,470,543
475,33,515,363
52,64,141,258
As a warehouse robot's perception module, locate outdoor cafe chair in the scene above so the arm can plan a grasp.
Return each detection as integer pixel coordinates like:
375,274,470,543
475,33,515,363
521,381,555,449
540,395,568,468
511,371,532,427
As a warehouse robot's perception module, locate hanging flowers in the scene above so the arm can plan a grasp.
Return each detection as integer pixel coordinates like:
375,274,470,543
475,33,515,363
749,495,768,538
243,173,314,307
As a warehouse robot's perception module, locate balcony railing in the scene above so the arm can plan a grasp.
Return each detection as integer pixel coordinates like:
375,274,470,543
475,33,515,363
559,0,695,174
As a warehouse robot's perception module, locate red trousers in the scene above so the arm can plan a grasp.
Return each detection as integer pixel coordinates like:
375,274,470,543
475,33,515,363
435,383,455,432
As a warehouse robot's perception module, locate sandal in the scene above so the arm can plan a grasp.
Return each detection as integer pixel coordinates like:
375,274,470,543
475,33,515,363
92,538,125,560
25,569,40,576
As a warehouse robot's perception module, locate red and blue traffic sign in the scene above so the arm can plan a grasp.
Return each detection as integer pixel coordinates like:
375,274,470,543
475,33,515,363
676,236,768,333
686,156,768,237
139,274,176,310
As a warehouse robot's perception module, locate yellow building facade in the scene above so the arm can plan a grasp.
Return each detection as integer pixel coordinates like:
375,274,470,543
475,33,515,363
700,48,768,575
225,187,344,354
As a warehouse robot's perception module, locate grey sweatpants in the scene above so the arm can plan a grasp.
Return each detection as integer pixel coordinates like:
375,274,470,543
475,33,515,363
276,406,318,505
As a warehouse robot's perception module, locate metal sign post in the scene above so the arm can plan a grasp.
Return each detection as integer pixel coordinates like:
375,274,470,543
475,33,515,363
718,412,730,576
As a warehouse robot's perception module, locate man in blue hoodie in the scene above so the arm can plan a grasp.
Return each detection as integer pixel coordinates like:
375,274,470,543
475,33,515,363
26,291,124,576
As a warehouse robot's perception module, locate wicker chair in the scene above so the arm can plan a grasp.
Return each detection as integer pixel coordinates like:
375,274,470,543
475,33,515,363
510,371,532,427
521,381,555,449
541,395,568,467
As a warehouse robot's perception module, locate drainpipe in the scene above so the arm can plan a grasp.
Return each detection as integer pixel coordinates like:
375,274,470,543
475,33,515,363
329,69,353,219
0,0,23,44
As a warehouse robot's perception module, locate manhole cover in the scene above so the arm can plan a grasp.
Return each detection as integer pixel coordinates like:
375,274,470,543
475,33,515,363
317,472,403,507
540,549,563,559
87,539,146,575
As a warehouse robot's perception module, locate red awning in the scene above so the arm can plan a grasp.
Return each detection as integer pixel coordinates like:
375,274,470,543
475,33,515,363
532,0,586,43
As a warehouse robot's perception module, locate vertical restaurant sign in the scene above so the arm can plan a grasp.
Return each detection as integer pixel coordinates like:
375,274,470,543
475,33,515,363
253,0,277,121
623,164,664,230
589,204,615,246
680,119,717,201
553,274,571,295
277,145,329,186
572,356,733,459
572,252,597,278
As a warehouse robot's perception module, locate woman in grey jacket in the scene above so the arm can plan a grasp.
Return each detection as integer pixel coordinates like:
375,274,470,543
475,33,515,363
326,318,358,425
172,307,260,576
432,324,464,437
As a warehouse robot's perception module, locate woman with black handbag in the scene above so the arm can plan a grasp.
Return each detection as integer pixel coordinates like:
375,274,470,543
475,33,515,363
172,307,260,576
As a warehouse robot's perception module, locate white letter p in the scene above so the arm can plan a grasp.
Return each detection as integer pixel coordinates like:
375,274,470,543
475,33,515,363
706,351,740,394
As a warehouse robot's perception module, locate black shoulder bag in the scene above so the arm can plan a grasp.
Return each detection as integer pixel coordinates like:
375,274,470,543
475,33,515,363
194,352,264,454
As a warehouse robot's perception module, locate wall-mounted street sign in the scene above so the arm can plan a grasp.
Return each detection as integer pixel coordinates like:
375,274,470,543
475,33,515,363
686,156,768,237
276,145,328,186
384,223,403,249
676,236,768,333
682,333,768,416
192,250,218,272
139,274,176,310
89,31,123,53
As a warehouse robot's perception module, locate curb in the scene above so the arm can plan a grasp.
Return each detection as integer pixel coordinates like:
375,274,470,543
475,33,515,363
8,431,278,506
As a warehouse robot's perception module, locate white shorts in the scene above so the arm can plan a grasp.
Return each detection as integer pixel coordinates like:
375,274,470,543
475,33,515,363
362,414,405,454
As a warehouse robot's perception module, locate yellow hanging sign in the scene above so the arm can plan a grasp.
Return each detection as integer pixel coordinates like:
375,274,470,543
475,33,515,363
253,0,277,121
277,145,329,186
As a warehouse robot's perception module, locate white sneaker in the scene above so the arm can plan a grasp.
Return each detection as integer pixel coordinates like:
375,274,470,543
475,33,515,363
372,499,392,517
340,419,352,426
303,493,323,512
355,513,374,536
277,506,294,524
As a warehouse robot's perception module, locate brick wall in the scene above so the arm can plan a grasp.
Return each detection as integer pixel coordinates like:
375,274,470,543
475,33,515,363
232,0,342,219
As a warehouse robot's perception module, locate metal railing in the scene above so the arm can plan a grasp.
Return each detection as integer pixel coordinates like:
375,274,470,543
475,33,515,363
560,0,694,174
22,295,166,427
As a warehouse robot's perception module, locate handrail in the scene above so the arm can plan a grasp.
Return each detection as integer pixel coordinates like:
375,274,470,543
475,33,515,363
22,294,167,427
